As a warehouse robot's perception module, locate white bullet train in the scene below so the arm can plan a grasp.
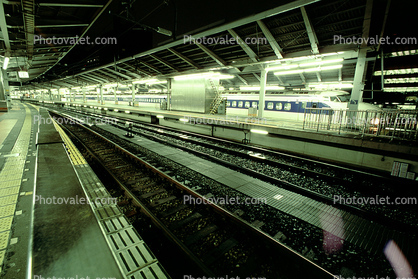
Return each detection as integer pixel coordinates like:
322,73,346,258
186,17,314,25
58,90,379,121
223,90,379,120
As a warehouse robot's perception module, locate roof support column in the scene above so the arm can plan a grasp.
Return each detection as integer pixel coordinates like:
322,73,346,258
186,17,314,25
114,86,118,104
99,85,103,104
257,67,267,118
132,84,136,104
348,0,373,111
82,87,87,103
348,49,367,111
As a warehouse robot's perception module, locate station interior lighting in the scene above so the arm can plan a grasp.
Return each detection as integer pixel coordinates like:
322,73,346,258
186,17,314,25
103,83,118,88
2,56,9,70
307,82,353,89
18,71,29,78
250,129,269,135
156,115,164,119
173,72,234,80
274,64,343,76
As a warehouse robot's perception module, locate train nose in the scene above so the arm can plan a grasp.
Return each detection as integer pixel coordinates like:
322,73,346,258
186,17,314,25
358,102,379,111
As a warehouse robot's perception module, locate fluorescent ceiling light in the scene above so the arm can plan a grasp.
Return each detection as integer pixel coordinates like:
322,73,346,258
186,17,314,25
174,72,234,80
250,129,268,135
384,77,418,84
125,110,130,114
103,83,118,87
299,58,343,67
274,64,342,76
133,78,158,84
114,109,119,112
374,68,418,76
3,57,9,70
18,71,29,78
267,64,298,71
308,82,353,89
156,115,164,119
179,118,189,122
240,86,285,91
383,87,418,92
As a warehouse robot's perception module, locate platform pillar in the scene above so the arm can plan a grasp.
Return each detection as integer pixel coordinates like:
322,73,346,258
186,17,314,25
257,67,267,118
82,87,87,103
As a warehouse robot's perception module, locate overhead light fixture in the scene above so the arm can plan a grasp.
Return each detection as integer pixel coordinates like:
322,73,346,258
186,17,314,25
250,129,268,135
299,58,343,67
374,68,418,76
267,64,298,71
133,78,157,84
179,118,189,122
274,64,342,76
18,71,29,78
174,72,234,80
240,86,285,91
3,57,9,70
308,82,353,89
103,83,118,88
156,115,164,119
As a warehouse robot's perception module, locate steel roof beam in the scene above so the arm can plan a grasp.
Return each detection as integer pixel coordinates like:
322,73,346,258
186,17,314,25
228,29,259,63
168,48,201,70
149,54,180,72
195,43,227,67
257,20,284,59
300,6,319,54
97,69,118,81
82,74,106,83
236,74,248,85
299,73,306,83
316,72,322,82
103,68,132,80
253,73,260,81
140,61,163,74
120,63,144,78
0,2,11,50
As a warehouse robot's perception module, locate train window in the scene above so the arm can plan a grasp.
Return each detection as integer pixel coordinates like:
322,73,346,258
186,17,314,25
227,101,231,107
232,101,237,107
276,103,283,110
252,102,258,108
267,102,274,109
245,101,250,108
238,101,243,108
301,102,307,109
284,103,291,111
330,96,338,102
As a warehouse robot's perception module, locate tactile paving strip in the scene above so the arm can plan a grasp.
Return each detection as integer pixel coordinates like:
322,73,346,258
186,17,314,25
51,118,169,278
0,205,17,219
0,105,33,270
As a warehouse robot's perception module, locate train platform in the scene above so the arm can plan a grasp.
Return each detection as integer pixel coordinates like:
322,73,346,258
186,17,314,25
0,102,169,279
97,123,417,265
32,99,418,175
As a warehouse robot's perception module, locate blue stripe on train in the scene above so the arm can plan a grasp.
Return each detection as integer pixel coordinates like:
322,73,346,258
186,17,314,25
226,100,330,113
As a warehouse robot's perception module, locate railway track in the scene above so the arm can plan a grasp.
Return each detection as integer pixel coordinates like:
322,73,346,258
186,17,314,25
48,110,406,278
53,113,337,279
56,106,418,230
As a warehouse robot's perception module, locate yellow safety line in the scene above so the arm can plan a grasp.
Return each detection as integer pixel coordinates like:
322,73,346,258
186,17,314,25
52,120,87,166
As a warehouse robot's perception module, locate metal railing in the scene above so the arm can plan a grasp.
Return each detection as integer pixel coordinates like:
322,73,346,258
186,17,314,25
303,108,418,141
